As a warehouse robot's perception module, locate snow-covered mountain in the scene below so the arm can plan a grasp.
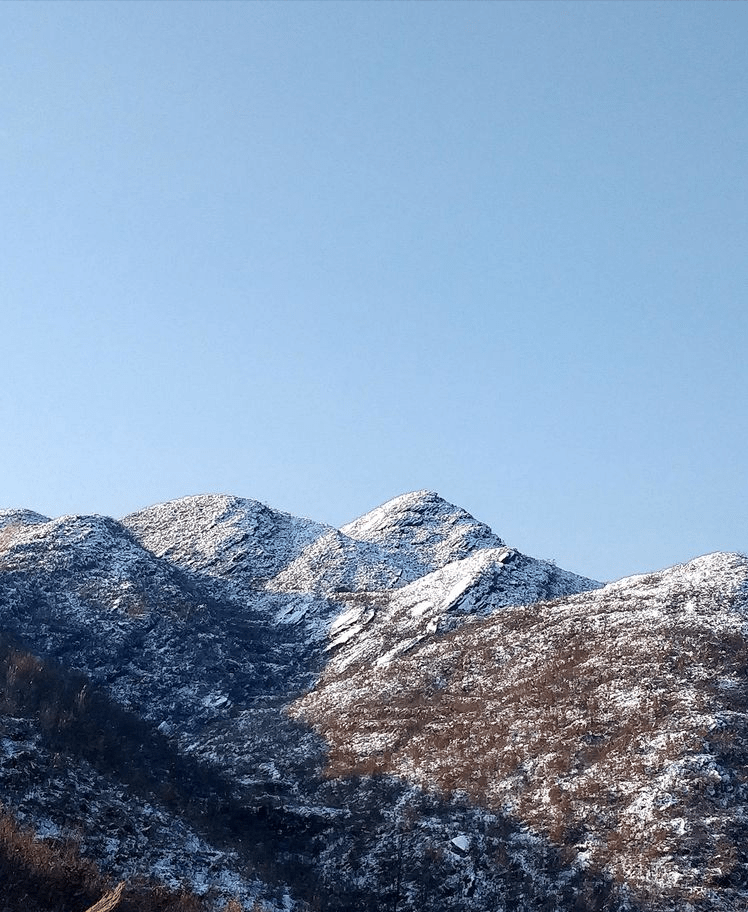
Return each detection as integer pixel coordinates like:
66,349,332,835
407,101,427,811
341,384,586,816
1,492,745,912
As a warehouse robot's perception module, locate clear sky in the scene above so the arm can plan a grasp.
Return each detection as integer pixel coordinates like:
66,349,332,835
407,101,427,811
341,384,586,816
1,1,746,582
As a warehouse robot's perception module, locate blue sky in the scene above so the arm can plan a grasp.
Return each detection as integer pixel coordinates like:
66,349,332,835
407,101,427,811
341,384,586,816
2,1,746,581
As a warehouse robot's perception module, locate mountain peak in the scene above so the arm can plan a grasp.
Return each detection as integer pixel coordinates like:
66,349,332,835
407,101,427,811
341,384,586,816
122,492,330,586
0,508,51,532
340,490,503,576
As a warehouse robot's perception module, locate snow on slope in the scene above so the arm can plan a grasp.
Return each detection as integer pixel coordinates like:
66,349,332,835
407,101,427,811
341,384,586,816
122,494,330,590
2,490,746,910
340,490,504,577
325,546,601,673
0,509,51,532
120,490,523,604
266,529,410,595
293,550,748,909
268,491,508,597
0,505,325,908
0,511,176,591
120,491,599,651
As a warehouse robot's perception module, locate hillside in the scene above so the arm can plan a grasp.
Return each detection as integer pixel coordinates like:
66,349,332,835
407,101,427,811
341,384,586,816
1,492,745,911
294,551,748,910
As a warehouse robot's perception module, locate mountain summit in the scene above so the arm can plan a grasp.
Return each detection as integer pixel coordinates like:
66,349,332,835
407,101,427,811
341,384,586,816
340,490,504,574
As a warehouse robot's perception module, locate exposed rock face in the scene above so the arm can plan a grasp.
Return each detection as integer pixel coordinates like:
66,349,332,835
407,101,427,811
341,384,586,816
322,546,599,675
1,491,746,911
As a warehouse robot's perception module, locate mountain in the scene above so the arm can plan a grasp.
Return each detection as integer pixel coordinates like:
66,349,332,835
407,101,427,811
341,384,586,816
0,493,745,912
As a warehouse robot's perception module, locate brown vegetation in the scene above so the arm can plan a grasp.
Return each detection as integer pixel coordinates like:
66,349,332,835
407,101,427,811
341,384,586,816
292,558,748,907
84,881,125,912
0,805,221,912
0,633,262,912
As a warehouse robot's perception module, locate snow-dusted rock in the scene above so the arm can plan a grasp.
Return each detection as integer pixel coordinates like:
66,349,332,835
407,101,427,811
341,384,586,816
122,493,330,589
266,529,410,595
340,490,504,577
324,545,600,673
0,508,50,532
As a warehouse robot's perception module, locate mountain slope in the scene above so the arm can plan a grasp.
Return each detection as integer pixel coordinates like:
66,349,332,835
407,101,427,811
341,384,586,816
324,545,599,674
122,494,330,591
293,551,748,910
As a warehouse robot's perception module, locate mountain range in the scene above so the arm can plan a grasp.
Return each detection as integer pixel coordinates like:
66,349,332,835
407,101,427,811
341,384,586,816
0,491,745,912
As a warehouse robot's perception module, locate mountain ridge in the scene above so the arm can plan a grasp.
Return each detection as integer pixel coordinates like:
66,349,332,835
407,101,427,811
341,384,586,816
0,491,744,912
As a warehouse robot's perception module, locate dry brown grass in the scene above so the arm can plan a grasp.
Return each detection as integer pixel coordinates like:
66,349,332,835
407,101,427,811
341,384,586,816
0,805,243,912
83,881,125,912
292,571,748,905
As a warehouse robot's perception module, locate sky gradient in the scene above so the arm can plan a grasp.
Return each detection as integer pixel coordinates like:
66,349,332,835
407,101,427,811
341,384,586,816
2,1,746,581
